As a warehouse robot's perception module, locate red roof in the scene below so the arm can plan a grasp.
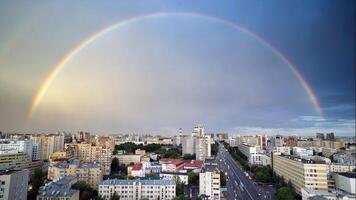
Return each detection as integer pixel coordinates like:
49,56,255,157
183,160,203,169
159,158,184,166
132,163,142,171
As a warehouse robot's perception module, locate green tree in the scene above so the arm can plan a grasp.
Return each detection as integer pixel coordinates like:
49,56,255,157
353,168,356,172
275,187,294,200
110,157,120,175
188,172,198,185
32,167,44,194
110,192,120,200
182,154,195,160
71,181,94,200
176,177,184,196
211,143,219,156
220,172,227,187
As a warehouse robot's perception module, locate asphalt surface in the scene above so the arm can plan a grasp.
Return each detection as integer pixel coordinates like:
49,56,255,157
217,143,274,200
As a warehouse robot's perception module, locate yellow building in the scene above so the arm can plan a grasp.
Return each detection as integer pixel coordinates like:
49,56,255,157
273,155,328,194
0,152,31,170
64,143,111,175
47,159,102,189
31,134,64,160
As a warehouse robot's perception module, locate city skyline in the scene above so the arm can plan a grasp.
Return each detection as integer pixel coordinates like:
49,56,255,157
0,1,355,136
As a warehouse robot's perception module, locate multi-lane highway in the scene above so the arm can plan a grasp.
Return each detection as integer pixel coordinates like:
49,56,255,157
216,143,274,200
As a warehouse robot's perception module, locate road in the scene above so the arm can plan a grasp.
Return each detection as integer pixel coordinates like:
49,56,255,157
216,143,274,200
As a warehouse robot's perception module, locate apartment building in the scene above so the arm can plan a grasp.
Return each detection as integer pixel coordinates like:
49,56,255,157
98,179,176,200
113,154,142,165
0,139,34,160
65,143,112,175
47,159,102,189
199,159,220,200
37,176,79,200
273,155,328,194
31,134,64,160
269,135,284,147
0,169,29,200
328,163,356,173
0,152,31,170
195,135,211,160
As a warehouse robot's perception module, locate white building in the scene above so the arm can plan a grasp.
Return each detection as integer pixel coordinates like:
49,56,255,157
199,160,220,200
0,169,29,200
0,139,33,159
266,146,291,156
32,143,41,161
301,188,355,200
269,135,284,147
292,147,314,157
237,143,259,158
160,172,189,185
334,173,356,194
249,154,271,166
195,135,211,161
182,136,195,155
98,179,176,200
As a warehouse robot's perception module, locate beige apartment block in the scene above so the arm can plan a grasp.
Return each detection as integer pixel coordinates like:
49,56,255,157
273,155,328,194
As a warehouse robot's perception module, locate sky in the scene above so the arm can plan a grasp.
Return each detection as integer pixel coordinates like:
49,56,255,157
0,0,355,136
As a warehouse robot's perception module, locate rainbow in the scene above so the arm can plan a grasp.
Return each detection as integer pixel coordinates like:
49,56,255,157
27,12,323,119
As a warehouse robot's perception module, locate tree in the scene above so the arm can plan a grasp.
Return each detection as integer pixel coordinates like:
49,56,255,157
353,168,356,172
188,172,198,185
71,181,94,200
32,167,44,194
220,172,227,187
182,154,195,160
110,192,120,200
275,187,294,200
211,143,219,156
110,157,120,175
176,177,184,196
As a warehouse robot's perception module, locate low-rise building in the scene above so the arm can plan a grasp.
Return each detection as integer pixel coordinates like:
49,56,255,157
113,154,142,165
160,158,184,172
98,179,176,200
301,188,355,200
128,163,144,177
37,176,79,200
0,169,29,200
273,155,328,194
328,163,356,173
160,171,189,185
334,173,356,194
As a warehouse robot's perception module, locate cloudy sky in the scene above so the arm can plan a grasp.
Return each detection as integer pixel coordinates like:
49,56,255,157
0,0,354,136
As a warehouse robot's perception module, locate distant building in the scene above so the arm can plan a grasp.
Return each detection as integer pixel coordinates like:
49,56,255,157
316,133,325,140
98,179,176,200
326,133,335,141
269,135,284,147
195,135,211,160
113,154,142,165
0,169,29,200
31,133,64,160
182,136,195,155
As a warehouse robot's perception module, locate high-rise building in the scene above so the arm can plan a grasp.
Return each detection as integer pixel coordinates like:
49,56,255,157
98,179,176,200
31,133,64,160
199,159,220,200
182,125,211,160
182,136,195,155
256,135,268,150
0,169,29,200
316,133,325,140
326,133,335,141
64,143,112,175
273,155,328,194
269,135,284,147
192,125,204,137
195,135,211,160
